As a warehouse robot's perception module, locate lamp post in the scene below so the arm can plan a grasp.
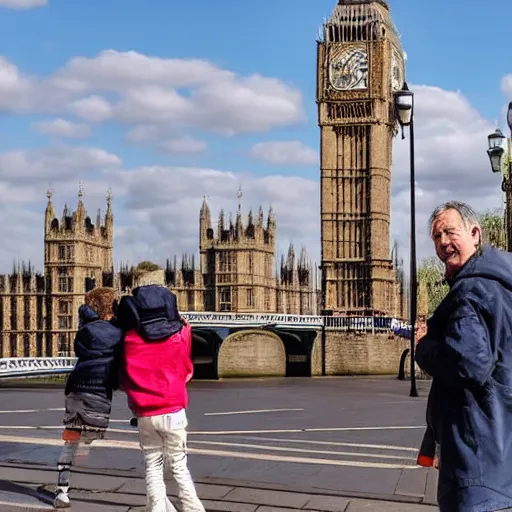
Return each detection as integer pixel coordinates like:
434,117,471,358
394,82,418,398
487,103,512,252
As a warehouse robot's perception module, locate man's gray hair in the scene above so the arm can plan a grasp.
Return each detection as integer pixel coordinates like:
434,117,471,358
428,201,481,237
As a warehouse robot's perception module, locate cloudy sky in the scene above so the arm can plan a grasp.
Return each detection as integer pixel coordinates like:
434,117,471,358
0,0,510,273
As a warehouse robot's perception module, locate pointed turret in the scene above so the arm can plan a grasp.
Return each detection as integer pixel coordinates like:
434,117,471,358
287,243,295,268
45,188,55,233
104,189,113,236
200,196,212,247
200,196,211,219
257,206,264,227
266,205,276,245
267,205,276,229
96,208,102,230
236,208,243,240
61,203,70,230
74,182,86,232
218,209,225,236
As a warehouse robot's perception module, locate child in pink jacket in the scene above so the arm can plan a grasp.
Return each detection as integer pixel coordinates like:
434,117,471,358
118,285,204,512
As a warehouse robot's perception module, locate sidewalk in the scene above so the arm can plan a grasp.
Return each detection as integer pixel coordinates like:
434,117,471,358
0,462,438,512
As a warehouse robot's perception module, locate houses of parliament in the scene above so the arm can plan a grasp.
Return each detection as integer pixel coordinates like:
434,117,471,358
0,0,415,360
0,188,320,358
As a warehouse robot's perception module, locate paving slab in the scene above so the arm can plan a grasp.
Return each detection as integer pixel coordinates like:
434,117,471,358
345,499,437,511
0,490,53,511
304,495,351,511
424,468,438,505
223,487,311,509
394,468,427,498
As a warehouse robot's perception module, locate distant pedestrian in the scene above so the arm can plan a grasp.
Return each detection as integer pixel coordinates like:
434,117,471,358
54,287,123,509
118,285,205,512
416,201,512,512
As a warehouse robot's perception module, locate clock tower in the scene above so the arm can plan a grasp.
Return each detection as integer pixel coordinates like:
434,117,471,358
317,0,405,316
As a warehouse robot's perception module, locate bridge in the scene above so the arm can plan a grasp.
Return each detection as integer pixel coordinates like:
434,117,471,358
0,314,409,380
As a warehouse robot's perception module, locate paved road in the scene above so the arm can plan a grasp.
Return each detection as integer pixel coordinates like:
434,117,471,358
0,377,434,500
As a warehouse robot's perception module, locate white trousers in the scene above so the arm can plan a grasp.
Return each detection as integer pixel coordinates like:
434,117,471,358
138,410,205,512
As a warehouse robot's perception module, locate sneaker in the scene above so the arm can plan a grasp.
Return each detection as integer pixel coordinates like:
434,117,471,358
130,417,138,427
53,490,71,508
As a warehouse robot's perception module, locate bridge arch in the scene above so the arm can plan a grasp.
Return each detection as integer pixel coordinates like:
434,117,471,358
217,329,286,378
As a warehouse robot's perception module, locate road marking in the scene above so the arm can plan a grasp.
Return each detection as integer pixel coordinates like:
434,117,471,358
0,425,426,436
188,425,426,435
0,408,64,414
225,435,418,452
188,439,416,461
204,408,304,416
0,426,138,437
0,434,420,470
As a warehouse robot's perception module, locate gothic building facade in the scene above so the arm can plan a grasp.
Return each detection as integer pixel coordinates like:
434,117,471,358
120,197,319,316
0,190,114,358
0,192,319,358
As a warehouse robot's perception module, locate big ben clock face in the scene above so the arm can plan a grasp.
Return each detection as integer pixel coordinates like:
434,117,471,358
329,47,369,91
391,49,405,92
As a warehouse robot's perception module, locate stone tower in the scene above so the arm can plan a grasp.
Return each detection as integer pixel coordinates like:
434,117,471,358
44,186,114,354
199,191,277,312
317,0,405,315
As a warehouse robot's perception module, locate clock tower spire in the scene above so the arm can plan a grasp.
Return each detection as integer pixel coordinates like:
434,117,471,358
317,0,405,315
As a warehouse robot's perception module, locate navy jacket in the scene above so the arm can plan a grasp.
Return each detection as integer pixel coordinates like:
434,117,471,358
117,285,183,342
416,246,512,512
65,305,123,400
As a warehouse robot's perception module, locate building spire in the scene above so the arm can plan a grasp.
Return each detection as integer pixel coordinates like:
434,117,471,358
237,185,243,212
106,188,113,216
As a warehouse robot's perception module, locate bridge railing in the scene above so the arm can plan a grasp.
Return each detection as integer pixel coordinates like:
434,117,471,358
182,312,324,328
0,357,77,378
182,313,409,331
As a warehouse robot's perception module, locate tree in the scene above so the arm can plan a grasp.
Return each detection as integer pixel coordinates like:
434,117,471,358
418,257,448,316
479,209,506,250
134,261,161,273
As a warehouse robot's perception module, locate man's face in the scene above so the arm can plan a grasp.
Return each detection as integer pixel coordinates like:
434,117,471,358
431,209,481,278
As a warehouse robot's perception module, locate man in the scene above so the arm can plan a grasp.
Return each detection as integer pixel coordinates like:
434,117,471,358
416,201,512,512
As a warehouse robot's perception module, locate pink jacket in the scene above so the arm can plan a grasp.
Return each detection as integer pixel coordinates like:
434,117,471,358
121,323,193,418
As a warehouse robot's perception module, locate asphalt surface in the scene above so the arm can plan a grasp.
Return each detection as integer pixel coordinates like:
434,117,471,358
0,377,432,498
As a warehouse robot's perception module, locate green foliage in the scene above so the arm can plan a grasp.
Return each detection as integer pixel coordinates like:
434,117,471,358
135,261,161,272
479,209,506,250
418,257,448,315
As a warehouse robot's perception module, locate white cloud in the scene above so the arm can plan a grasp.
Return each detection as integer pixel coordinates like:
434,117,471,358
67,95,112,122
33,118,90,139
0,51,306,136
0,146,121,182
124,124,162,143
502,75,512,98
250,140,318,166
110,165,319,268
390,84,501,269
0,0,46,8
0,48,507,278
157,136,207,154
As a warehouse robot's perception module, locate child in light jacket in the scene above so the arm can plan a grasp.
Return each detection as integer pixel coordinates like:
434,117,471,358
54,287,122,509
118,285,205,512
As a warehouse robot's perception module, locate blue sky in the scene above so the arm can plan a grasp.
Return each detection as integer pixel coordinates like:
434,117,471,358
0,0,510,271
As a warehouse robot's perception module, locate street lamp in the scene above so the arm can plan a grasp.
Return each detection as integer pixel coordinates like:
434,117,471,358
394,82,418,398
487,128,506,173
487,103,512,252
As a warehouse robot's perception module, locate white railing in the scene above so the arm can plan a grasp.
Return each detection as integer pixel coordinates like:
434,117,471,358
0,357,76,378
182,312,324,328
